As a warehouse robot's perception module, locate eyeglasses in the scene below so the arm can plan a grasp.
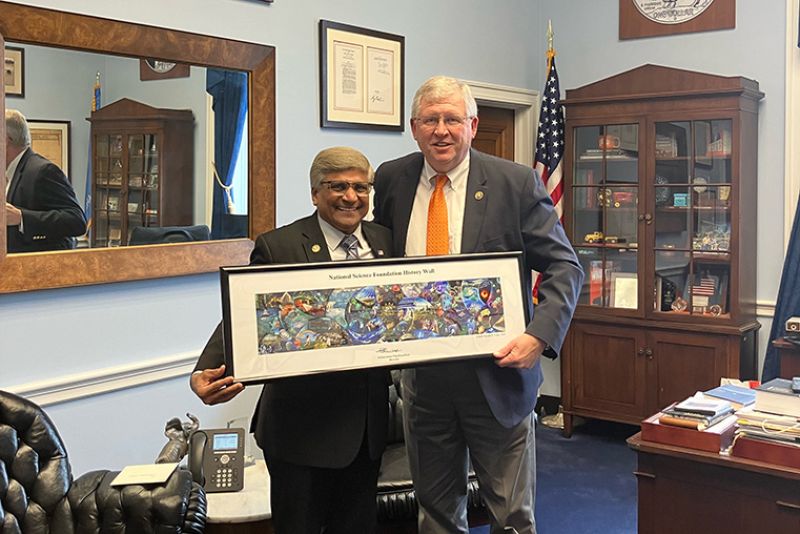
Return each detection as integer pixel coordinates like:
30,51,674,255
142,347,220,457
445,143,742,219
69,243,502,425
415,115,471,130
319,180,373,195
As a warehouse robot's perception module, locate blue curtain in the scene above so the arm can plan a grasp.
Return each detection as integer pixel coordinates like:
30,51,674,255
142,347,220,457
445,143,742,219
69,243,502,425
762,194,800,380
206,69,248,239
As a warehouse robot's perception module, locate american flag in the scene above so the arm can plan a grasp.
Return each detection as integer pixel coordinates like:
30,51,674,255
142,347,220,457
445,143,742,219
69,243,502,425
691,276,717,296
534,56,565,218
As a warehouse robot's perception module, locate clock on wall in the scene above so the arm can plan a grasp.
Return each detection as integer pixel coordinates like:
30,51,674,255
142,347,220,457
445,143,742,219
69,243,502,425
139,58,191,81
620,0,735,40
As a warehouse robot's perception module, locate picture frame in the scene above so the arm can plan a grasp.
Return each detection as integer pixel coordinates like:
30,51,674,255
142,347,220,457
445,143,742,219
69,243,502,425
4,46,24,97
610,272,638,309
319,20,404,131
28,120,71,178
221,252,528,383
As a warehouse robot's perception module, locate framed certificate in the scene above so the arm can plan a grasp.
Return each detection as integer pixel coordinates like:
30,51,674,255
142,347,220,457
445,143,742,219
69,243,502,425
221,252,528,383
319,20,404,131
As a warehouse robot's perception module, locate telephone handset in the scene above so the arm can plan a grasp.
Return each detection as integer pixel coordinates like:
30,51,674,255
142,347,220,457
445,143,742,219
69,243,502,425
188,428,245,493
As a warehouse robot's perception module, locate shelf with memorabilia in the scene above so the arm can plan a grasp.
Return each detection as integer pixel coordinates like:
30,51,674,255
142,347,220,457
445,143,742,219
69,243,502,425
560,65,762,437
89,98,193,247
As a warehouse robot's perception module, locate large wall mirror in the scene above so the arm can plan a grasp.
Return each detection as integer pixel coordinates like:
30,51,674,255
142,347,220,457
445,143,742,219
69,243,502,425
0,1,275,293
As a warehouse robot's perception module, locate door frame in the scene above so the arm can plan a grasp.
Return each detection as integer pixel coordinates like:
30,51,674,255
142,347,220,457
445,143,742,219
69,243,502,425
463,80,538,167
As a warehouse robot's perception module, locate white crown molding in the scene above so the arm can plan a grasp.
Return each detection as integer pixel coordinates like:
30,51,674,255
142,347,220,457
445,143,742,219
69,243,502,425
6,351,200,407
462,79,538,168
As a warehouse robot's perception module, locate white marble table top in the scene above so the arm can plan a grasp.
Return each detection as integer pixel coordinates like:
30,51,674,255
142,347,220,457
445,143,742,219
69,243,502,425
206,459,272,524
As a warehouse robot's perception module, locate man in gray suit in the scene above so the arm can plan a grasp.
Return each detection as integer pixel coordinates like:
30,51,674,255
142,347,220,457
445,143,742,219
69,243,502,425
192,147,392,534
373,76,584,533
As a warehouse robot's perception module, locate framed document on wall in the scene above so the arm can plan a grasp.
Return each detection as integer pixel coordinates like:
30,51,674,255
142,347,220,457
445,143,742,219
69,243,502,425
319,20,404,131
28,120,70,178
221,252,528,383
620,0,735,40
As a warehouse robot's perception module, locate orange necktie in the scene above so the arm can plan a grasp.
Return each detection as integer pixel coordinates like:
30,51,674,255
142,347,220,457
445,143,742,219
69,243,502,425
426,175,449,255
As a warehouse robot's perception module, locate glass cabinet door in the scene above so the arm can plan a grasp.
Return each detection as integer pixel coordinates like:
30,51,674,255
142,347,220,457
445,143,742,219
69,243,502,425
653,119,732,319
572,124,640,310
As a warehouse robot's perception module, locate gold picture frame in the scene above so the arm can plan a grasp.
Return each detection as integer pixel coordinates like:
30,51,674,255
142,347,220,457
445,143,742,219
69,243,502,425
28,120,71,178
319,20,404,131
4,46,23,97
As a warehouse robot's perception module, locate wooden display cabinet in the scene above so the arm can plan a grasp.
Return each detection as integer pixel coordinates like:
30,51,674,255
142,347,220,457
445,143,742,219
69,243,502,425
560,65,762,436
89,98,194,247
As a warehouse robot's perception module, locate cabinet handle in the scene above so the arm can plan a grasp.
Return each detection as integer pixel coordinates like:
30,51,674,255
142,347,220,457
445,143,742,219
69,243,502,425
637,348,646,356
645,348,653,359
776,500,800,511
644,213,653,225
633,470,655,480
637,214,645,222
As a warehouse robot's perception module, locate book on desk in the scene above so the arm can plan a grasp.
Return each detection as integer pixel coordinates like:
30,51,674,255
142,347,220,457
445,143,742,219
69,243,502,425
641,411,737,453
754,378,800,418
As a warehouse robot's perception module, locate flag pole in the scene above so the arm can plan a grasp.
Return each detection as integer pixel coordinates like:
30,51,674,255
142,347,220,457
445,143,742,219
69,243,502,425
546,20,555,70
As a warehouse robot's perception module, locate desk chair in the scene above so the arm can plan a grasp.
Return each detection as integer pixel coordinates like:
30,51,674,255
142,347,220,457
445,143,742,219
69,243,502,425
0,390,207,533
376,374,487,533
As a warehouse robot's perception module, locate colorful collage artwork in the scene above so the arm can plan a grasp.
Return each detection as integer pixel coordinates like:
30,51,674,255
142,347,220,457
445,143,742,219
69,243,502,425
255,278,505,355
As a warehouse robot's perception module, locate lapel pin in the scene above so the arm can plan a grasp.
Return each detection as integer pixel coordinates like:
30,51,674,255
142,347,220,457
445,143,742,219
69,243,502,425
311,244,321,253
376,250,385,257
474,191,485,201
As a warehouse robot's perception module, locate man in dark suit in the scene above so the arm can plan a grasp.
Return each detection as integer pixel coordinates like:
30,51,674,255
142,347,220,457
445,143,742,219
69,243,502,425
5,109,86,253
192,146,392,534
373,76,584,534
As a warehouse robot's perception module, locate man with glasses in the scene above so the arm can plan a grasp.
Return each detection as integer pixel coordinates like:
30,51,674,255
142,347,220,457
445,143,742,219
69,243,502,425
192,146,392,534
373,76,583,533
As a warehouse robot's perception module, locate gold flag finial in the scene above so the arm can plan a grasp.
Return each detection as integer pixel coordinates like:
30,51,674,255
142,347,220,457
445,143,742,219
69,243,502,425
546,20,556,68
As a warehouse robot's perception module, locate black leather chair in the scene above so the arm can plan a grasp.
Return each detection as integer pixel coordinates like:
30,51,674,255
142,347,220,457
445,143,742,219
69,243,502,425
129,224,211,245
0,390,207,533
376,374,487,533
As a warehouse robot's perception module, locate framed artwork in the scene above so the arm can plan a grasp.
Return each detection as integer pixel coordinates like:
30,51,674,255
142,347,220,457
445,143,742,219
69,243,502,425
620,0,735,40
610,272,638,309
221,252,528,383
319,20,404,131
28,120,71,178
4,46,24,97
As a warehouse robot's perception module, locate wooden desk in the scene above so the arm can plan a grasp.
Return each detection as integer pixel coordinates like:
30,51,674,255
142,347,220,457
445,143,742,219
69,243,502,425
628,433,800,533
206,460,274,534
773,337,800,378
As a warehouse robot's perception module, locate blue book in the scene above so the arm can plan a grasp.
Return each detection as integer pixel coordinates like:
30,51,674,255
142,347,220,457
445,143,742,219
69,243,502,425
704,384,756,407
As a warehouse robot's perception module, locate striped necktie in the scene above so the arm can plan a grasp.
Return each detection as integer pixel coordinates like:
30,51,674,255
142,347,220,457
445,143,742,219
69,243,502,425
340,234,359,260
426,174,449,255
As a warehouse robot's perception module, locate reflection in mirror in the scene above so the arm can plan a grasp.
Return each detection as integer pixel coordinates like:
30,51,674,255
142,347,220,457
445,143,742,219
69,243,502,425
6,42,250,253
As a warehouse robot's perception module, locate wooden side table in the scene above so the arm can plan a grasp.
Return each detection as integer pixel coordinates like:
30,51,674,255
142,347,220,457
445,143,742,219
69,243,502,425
206,460,273,534
773,337,800,378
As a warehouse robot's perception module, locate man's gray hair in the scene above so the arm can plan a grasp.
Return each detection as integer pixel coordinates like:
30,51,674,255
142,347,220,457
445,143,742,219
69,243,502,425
309,146,374,189
411,76,477,119
5,109,31,148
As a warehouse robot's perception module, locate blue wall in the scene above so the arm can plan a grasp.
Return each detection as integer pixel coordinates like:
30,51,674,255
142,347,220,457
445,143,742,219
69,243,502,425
1,0,786,473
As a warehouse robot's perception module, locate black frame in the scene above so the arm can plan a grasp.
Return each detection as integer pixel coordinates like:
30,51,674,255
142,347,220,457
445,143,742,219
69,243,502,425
221,252,529,383
319,19,405,131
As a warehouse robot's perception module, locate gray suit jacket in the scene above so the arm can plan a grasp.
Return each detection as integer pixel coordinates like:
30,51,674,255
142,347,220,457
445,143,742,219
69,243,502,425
373,149,584,427
195,213,393,468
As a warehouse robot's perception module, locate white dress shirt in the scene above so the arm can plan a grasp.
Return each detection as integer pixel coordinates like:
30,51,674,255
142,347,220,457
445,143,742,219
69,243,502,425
317,215,374,261
404,153,470,257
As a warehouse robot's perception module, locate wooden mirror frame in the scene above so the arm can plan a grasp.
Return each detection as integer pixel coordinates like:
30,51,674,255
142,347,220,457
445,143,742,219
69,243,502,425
0,1,274,293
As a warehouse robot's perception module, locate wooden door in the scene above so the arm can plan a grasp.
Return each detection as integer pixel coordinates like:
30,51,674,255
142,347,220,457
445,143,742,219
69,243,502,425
568,321,648,421
646,330,729,413
475,105,514,161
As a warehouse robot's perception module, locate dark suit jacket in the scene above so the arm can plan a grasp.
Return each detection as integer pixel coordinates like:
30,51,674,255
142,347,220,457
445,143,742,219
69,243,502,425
373,148,584,428
195,213,392,469
6,149,87,252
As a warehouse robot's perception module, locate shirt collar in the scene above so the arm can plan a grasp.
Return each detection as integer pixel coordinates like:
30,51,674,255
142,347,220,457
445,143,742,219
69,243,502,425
421,152,470,191
5,146,28,189
317,213,366,254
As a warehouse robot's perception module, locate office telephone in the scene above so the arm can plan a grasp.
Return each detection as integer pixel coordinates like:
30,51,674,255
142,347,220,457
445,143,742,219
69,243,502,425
188,428,245,493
